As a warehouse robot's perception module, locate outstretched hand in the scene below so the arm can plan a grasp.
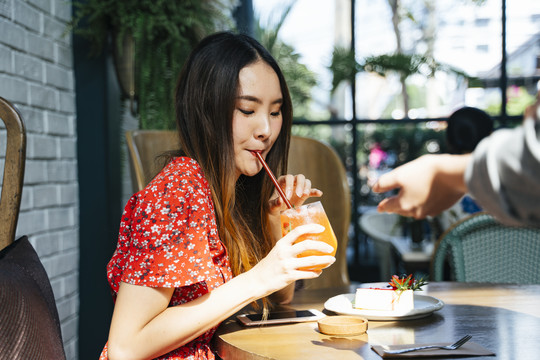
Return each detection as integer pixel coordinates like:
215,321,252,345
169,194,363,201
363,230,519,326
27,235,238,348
372,154,470,219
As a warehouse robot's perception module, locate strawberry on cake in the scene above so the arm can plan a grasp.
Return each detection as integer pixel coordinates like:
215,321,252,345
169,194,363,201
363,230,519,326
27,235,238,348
355,275,426,312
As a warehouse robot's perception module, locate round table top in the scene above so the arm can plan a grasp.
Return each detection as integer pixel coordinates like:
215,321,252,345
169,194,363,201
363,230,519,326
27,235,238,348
214,282,540,360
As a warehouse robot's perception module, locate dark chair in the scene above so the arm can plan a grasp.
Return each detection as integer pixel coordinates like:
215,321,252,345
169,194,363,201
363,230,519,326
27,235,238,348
0,97,66,359
431,212,540,284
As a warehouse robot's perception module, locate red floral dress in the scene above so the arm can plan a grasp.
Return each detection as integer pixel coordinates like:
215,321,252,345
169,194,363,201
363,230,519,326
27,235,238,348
99,157,233,360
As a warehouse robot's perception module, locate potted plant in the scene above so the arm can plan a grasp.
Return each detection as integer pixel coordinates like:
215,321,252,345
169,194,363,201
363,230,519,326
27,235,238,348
68,0,238,129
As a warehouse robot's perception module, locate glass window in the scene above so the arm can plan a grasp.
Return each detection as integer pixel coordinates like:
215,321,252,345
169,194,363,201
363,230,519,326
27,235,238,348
253,0,540,280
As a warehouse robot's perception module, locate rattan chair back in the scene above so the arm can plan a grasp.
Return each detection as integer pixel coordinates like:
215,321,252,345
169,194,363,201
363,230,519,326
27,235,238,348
125,130,178,193
432,212,540,283
287,136,351,289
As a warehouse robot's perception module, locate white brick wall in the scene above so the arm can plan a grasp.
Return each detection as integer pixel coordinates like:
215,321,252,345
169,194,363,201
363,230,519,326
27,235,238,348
0,1,79,359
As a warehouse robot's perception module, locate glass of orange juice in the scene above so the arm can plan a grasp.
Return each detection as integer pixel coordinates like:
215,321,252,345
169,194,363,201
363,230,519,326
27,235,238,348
280,201,338,270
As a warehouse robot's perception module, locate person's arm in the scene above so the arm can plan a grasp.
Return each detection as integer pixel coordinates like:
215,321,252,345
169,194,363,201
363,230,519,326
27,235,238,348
107,223,335,360
372,154,470,219
374,97,540,227
108,275,257,360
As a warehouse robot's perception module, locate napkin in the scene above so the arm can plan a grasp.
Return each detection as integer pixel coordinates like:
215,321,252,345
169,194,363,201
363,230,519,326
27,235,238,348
371,342,495,358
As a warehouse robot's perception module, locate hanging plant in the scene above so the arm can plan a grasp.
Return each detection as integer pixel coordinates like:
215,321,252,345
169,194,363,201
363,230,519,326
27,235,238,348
67,0,238,129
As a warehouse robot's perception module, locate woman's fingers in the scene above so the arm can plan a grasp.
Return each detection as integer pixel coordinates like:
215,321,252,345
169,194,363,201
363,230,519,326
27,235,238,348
295,255,336,271
278,174,295,199
275,174,323,208
249,224,337,296
295,176,312,200
279,225,336,272
290,239,335,256
280,224,325,245
308,188,323,198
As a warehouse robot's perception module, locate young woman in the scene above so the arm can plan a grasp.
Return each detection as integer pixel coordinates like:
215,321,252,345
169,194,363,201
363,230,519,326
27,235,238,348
100,32,336,360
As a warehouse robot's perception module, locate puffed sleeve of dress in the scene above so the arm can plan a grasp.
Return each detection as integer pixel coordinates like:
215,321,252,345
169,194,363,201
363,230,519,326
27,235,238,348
465,116,540,228
107,157,232,295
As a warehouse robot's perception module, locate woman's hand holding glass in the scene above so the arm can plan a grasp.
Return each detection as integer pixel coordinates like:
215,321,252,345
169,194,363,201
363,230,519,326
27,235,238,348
245,223,335,300
262,173,329,303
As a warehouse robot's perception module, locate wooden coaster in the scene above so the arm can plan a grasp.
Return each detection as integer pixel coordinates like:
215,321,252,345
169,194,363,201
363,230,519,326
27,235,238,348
318,315,368,336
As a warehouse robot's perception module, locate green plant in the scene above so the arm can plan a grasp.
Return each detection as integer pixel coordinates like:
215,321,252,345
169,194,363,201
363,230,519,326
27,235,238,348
328,0,485,116
329,47,471,95
68,0,237,129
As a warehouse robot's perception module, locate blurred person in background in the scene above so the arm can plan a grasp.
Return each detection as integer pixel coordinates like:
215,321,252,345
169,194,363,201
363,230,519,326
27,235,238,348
434,107,494,231
446,106,493,155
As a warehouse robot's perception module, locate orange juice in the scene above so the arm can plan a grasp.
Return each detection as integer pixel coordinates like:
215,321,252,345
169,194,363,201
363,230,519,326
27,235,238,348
280,201,338,270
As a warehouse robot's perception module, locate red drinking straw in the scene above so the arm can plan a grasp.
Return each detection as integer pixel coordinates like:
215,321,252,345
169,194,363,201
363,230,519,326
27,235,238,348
253,151,293,209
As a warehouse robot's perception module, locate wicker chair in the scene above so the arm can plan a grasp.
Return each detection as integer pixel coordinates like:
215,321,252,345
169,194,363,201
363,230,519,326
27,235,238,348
125,130,179,193
431,212,540,284
287,136,351,289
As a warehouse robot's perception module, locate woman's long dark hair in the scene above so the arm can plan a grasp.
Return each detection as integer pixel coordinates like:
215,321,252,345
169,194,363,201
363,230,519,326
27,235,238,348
174,31,293,278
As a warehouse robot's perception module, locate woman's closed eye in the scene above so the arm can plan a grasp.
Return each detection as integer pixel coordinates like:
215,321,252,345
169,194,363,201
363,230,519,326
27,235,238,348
238,108,254,115
237,108,281,117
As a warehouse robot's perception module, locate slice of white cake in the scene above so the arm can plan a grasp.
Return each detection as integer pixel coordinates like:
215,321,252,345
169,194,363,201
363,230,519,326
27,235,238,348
354,288,414,312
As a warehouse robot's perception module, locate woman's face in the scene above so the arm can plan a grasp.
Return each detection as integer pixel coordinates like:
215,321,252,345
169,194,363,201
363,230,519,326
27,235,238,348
232,60,283,179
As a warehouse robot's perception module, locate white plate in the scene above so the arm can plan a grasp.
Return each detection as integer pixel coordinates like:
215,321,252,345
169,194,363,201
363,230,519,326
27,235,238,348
324,293,444,321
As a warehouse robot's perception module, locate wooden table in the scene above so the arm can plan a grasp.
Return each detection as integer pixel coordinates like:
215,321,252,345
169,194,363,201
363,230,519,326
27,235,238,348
214,282,540,359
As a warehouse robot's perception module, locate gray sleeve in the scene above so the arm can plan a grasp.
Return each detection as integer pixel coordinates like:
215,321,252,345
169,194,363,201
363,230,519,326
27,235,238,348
464,117,540,227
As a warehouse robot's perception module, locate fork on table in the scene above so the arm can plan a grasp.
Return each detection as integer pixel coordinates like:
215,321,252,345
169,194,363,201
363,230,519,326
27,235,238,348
384,334,472,355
